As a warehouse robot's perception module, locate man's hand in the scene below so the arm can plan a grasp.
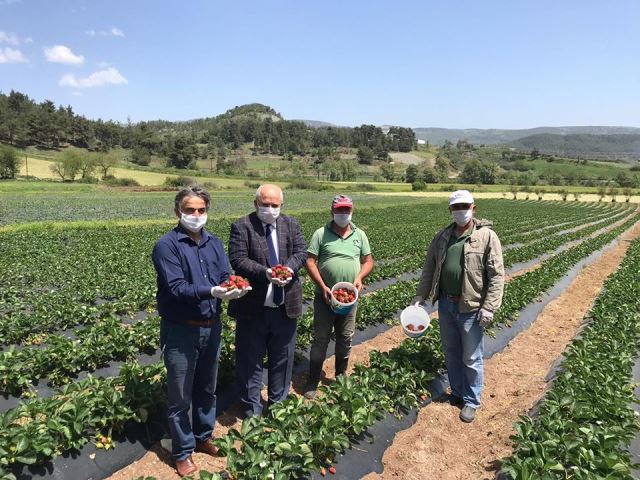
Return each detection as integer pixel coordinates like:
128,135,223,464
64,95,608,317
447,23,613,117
411,295,424,307
265,267,294,287
211,285,252,301
354,276,363,291
322,285,332,305
478,308,493,327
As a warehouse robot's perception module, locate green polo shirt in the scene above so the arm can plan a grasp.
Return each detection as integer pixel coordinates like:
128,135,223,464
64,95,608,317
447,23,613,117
439,225,474,296
308,222,371,291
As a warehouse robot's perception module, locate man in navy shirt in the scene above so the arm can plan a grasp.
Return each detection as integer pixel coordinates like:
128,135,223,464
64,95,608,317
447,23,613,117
152,186,249,477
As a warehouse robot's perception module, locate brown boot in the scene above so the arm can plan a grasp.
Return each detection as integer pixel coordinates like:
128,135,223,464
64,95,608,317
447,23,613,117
195,438,220,457
175,455,198,477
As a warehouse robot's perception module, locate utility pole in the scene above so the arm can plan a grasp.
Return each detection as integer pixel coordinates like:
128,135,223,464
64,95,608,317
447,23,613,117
25,154,28,177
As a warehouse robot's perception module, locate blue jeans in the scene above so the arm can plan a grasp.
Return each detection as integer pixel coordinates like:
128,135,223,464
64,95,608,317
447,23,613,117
438,294,484,408
234,306,297,417
160,318,222,461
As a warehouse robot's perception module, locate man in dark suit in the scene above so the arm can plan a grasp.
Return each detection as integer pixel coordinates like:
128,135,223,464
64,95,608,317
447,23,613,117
228,184,307,417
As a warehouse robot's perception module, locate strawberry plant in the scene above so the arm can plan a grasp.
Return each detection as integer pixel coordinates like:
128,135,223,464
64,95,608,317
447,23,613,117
501,237,640,479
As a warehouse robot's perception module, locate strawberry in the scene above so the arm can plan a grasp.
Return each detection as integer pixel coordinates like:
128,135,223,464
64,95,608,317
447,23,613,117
417,324,425,331
328,466,337,474
333,287,356,304
271,264,292,280
406,323,416,331
221,275,251,291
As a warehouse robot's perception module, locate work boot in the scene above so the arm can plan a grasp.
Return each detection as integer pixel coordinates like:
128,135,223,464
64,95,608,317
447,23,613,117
460,405,477,423
304,361,322,399
449,394,464,408
175,455,197,477
335,355,349,377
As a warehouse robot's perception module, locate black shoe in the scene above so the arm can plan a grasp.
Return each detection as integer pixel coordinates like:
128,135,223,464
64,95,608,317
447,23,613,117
303,379,319,400
460,405,477,423
449,394,464,408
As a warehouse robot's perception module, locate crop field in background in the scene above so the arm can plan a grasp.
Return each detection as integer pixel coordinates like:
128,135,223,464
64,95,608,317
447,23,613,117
0,185,638,479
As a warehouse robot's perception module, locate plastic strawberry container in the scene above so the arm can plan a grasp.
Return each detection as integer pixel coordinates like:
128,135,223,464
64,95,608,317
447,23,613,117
330,282,358,315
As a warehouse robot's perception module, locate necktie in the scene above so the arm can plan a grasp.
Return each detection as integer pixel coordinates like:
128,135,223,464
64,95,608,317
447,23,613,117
265,224,284,305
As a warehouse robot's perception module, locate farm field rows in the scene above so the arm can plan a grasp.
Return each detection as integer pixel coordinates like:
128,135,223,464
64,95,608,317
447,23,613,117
0,191,638,480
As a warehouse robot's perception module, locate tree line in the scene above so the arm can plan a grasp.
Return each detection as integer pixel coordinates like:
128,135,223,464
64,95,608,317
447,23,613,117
0,91,416,170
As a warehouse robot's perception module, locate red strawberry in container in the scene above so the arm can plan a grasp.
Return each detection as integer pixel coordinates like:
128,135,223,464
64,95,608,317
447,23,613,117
330,282,358,314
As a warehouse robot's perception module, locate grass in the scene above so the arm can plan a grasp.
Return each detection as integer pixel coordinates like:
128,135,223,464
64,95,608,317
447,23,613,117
19,157,252,187
0,182,434,226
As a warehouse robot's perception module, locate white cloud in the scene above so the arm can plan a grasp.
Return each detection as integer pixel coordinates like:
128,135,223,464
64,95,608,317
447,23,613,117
24,36,33,44
85,27,125,38
97,61,110,68
0,0,22,5
59,67,128,88
44,45,85,65
0,31,20,45
110,27,125,38
0,47,28,63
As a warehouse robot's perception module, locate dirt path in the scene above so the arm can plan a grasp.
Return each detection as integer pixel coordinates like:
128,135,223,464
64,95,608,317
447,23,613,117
362,222,640,480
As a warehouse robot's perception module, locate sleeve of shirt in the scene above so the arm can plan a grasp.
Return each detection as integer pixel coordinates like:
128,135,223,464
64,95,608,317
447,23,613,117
359,230,372,257
307,228,321,256
215,237,231,284
152,240,212,303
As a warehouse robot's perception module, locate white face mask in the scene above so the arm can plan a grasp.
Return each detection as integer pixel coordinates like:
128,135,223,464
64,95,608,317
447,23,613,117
452,209,473,227
257,206,280,225
333,213,352,228
180,213,207,233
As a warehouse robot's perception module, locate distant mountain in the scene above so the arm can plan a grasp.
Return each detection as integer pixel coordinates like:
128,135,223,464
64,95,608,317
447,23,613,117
412,126,640,146
295,120,338,128
511,133,640,160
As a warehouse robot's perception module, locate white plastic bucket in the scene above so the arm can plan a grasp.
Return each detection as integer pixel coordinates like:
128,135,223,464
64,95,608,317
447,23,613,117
400,305,431,338
330,282,358,315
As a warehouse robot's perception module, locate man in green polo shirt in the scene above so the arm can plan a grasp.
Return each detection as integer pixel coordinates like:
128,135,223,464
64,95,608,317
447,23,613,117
303,195,374,399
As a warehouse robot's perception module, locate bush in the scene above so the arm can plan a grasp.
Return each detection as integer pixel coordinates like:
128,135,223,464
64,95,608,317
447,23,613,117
103,177,140,187
243,180,261,189
286,178,329,191
412,180,427,191
0,145,21,179
353,183,377,192
77,176,99,184
163,176,197,188
202,181,218,190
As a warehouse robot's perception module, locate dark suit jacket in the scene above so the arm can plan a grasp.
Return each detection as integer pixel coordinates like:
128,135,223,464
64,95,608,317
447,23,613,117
228,212,307,319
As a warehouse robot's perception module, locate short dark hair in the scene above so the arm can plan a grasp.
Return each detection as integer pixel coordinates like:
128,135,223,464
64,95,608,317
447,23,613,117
174,186,211,214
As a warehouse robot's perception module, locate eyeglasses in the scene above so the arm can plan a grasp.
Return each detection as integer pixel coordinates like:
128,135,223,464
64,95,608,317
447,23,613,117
182,207,207,215
450,203,472,211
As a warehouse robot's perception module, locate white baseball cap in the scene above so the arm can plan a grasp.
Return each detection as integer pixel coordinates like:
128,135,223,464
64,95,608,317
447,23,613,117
449,190,474,205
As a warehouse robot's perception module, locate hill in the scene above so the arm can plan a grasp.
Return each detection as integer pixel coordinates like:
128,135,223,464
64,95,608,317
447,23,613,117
511,133,640,161
413,126,640,146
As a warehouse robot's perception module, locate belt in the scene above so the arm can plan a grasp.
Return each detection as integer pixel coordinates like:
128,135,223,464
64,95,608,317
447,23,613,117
185,318,216,327
445,294,461,302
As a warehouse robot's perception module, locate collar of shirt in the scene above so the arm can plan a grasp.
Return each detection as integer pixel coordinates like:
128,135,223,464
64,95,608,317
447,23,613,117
326,221,357,239
175,224,213,245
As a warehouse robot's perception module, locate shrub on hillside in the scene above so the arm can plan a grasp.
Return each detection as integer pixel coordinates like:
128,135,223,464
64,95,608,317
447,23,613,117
287,179,329,191
412,180,427,191
0,145,21,179
353,183,377,191
164,176,197,188
103,177,140,187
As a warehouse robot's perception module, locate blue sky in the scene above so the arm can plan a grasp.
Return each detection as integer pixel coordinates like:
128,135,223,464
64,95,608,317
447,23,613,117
1,0,639,128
